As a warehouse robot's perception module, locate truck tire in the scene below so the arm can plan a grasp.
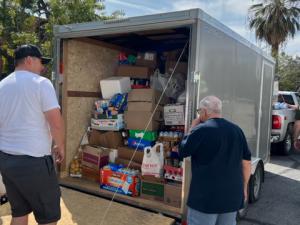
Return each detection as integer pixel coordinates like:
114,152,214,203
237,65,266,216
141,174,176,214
249,163,263,203
280,132,293,155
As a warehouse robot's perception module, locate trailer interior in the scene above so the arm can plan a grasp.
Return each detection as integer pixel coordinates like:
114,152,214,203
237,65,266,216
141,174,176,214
59,25,192,219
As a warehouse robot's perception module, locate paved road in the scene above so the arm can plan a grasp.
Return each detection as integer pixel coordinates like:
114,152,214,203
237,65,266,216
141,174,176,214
239,151,300,225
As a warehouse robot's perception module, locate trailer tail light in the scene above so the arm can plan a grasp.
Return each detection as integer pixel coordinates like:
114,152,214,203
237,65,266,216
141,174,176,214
272,115,282,129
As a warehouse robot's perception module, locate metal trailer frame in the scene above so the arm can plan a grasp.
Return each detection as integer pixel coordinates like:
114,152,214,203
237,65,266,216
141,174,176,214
53,8,275,221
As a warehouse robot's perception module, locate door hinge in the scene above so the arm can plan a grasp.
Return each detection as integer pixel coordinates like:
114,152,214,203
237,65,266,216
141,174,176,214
193,71,201,83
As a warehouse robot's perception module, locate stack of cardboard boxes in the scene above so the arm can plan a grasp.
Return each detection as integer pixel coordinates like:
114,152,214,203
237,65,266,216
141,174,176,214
117,52,157,89
81,130,123,182
124,89,166,131
70,50,187,208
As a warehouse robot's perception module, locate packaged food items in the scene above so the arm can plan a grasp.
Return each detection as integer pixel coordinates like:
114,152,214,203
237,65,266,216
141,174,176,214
164,165,183,182
69,156,82,178
100,164,140,197
127,137,155,150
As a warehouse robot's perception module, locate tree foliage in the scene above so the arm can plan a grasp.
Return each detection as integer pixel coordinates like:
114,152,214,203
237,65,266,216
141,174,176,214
248,0,300,72
0,0,124,77
278,53,300,91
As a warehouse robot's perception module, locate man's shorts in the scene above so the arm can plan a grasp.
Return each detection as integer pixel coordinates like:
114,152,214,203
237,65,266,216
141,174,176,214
0,151,61,224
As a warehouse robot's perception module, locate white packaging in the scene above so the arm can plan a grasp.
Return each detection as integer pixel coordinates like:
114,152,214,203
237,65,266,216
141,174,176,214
100,76,131,99
164,104,185,125
91,114,124,131
142,143,164,178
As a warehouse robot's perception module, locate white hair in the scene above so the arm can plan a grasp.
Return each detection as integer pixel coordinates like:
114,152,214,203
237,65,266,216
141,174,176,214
199,96,222,115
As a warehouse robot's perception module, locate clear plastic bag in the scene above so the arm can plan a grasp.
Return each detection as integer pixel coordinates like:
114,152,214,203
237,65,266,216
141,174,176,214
150,69,185,99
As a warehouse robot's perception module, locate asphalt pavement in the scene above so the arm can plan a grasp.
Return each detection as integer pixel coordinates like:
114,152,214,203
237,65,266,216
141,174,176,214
239,151,300,225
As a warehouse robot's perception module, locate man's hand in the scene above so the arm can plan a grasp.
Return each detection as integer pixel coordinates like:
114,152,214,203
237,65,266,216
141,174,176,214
52,145,64,163
190,117,202,131
288,104,299,110
294,139,300,151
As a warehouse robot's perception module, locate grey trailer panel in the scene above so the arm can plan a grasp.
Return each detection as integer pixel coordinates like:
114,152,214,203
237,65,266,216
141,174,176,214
257,62,274,160
194,19,273,161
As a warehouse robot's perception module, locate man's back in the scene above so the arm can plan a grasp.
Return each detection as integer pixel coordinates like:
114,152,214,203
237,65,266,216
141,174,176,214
0,71,58,157
179,118,251,213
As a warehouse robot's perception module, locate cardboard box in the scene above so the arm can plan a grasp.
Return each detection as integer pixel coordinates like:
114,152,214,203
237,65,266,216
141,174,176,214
127,102,163,112
100,76,131,99
100,167,140,197
164,182,182,208
164,50,179,61
114,158,142,171
136,52,157,68
117,146,144,164
164,104,185,126
124,111,161,131
165,61,188,75
128,88,168,104
82,145,109,170
81,166,100,183
91,114,124,131
89,130,123,149
141,176,165,201
116,65,154,78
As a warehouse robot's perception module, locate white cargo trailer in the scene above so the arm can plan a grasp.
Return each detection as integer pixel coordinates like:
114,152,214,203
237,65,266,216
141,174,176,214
53,8,274,223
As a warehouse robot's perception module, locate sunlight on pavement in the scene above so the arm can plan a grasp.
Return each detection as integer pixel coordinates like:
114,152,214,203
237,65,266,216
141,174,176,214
265,163,300,182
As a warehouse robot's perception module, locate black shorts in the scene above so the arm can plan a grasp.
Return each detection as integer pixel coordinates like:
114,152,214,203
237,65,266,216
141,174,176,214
0,151,61,224
295,110,300,120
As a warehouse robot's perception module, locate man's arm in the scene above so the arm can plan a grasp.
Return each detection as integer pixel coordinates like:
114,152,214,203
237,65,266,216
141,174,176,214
178,126,204,159
44,108,65,163
242,160,251,200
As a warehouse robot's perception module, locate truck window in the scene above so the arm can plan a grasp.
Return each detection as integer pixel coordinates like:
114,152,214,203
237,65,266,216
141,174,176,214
278,94,295,105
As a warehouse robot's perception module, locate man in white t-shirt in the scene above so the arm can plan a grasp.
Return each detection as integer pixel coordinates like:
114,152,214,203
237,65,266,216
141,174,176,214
0,44,64,225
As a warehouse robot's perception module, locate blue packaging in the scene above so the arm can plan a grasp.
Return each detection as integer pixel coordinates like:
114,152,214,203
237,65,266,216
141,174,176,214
127,137,155,150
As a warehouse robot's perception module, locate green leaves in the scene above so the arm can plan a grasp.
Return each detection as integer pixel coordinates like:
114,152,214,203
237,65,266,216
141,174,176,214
248,0,300,71
0,0,123,76
278,53,300,91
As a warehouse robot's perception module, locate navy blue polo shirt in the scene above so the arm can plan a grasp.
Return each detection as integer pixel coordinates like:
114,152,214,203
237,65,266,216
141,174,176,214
179,118,251,214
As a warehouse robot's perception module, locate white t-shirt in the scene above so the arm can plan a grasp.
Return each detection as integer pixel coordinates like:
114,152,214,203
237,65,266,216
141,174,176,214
0,70,60,157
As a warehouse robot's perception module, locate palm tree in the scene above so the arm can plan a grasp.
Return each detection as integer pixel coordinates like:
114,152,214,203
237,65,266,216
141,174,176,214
249,0,300,72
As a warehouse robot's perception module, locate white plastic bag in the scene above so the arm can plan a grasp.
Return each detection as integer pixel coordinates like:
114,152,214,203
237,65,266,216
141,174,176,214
142,143,164,178
177,90,186,103
150,69,185,99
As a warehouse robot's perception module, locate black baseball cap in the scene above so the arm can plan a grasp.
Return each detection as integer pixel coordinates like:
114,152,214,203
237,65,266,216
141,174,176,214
14,44,52,65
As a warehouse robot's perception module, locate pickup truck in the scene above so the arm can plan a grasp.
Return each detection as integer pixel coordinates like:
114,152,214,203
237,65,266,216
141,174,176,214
271,91,300,155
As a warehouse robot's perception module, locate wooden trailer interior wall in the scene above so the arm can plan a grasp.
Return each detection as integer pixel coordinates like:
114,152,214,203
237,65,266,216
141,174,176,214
61,38,119,176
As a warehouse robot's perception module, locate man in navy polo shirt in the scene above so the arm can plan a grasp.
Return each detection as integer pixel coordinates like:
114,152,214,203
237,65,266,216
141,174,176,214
179,96,251,225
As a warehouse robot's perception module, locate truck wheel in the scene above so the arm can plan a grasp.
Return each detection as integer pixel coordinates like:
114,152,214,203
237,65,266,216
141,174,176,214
249,163,263,203
280,132,293,156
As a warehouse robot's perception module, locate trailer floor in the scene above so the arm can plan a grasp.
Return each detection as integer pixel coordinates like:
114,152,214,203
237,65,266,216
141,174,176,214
60,176,181,219
0,187,175,225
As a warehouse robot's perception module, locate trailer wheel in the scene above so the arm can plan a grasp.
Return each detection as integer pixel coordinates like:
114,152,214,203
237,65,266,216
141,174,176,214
249,163,263,203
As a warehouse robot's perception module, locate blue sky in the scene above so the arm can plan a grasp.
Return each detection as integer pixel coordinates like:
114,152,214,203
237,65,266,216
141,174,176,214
104,0,299,56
